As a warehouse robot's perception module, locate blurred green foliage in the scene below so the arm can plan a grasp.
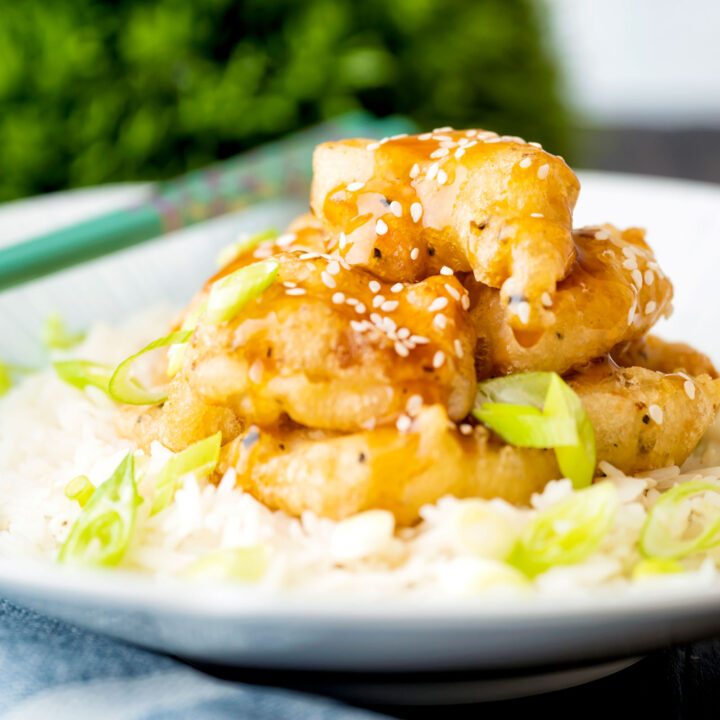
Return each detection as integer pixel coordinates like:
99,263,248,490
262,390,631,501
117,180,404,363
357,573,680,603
0,0,569,201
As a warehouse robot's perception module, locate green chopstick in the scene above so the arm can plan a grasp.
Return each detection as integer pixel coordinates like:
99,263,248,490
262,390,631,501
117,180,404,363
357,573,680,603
0,112,414,291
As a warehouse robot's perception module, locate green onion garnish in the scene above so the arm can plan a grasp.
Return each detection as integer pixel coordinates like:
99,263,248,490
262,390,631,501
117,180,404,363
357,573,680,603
206,260,279,324
42,312,86,350
216,228,278,268
64,475,95,507
0,362,34,398
166,303,207,378
54,360,114,395
632,557,684,580
509,481,618,577
151,432,222,515
58,453,139,568
639,480,720,559
109,330,192,405
473,372,596,488
181,546,268,582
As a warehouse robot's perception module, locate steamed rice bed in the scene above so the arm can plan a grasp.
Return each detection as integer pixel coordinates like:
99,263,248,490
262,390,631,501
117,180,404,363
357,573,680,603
2,306,720,598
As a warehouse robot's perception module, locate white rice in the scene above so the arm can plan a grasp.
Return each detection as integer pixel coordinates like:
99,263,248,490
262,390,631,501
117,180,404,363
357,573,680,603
1,306,720,599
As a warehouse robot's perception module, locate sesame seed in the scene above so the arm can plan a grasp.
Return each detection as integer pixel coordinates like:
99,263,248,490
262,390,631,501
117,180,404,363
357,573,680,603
390,133,408,140
418,132,432,140
394,341,409,357
338,232,347,250
454,339,463,358
283,281,297,288
397,327,410,339
332,292,345,304
396,414,412,432
327,260,340,275
321,271,336,289
622,257,638,271
530,212,544,218
361,417,376,430
426,163,439,181
373,295,385,308
381,300,399,312
410,335,430,345
644,270,655,285
541,292,553,307
433,313,447,329
461,294,470,310
410,203,423,223
390,201,403,217
430,148,449,159
381,316,397,333
276,233,296,247
253,246,273,259
355,303,366,313
465,129,478,137
432,351,446,368
684,380,696,400
369,280,381,293
366,143,380,151
286,288,306,296
595,229,610,240
517,301,530,325
645,301,657,315
346,297,358,306
537,164,550,180
433,126,453,132
410,247,420,260
454,148,466,160
529,141,542,149
406,394,423,415
519,157,532,169
445,283,460,301
346,182,365,192
459,423,473,436
350,320,367,332
249,360,264,384
631,269,643,288
376,219,388,236
648,404,664,424
437,169,448,185
410,163,420,178
370,312,382,325
299,252,320,260
391,282,404,293
428,297,449,312
440,266,453,276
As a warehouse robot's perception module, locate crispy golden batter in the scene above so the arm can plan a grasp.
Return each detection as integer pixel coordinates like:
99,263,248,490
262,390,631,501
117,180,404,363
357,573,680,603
222,405,559,525
310,130,579,332
215,362,720,524
467,225,673,374
136,252,477,451
611,335,718,377
569,360,720,475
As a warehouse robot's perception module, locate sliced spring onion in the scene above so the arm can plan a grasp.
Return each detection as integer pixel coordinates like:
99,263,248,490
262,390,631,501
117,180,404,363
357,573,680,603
42,312,86,350
181,546,268,582
473,372,595,489
509,481,618,577
0,363,11,397
151,432,222,515
632,557,684,580
639,480,720,559
453,500,518,561
166,303,207,378
473,404,578,448
58,453,139,568
64,475,95,507
54,360,114,395
216,228,278,268
206,260,279,324
109,330,192,405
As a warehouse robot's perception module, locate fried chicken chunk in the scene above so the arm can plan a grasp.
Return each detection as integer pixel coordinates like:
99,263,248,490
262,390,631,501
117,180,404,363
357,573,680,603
310,129,580,332
467,225,674,375
611,335,718,378
145,252,477,451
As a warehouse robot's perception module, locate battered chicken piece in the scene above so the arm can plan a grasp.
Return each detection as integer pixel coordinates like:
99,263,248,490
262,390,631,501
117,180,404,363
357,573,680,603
216,362,720,524
569,360,720,475
310,129,580,332
149,251,477,450
222,405,559,525
611,335,718,378
467,225,674,375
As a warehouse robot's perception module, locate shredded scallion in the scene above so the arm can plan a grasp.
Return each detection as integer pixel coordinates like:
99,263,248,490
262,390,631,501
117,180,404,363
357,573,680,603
206,260,279,324
216,228,278,268
42,312,86,350
54,360,114,395
64,475,95,507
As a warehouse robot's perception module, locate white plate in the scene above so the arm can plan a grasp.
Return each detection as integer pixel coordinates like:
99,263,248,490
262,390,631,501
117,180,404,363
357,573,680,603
1,173,720,698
